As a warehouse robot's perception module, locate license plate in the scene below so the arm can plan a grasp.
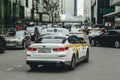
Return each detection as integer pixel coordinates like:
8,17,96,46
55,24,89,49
38,48,51,53
7,44,15,46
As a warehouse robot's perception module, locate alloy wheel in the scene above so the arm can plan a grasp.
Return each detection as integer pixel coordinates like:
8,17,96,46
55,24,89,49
114,41,120,48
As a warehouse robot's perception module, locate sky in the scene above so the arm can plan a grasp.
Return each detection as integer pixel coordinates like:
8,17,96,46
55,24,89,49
77,0,84,16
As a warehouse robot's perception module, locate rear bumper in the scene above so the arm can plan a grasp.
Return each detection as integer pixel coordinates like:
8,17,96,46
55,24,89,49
6,45,23,49
26,60,71,66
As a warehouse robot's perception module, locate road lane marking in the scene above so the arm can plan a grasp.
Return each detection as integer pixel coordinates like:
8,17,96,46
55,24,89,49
17,65,23,68
6,68,13,71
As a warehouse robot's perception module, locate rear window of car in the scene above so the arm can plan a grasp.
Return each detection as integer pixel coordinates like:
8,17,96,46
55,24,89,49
15,31,24,37
41,39,64,43
36,36,66,43
71,29,82,32
41,28,69,36
26,27,35,32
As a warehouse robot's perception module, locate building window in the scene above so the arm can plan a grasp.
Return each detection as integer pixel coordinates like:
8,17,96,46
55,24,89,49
26,0,28,7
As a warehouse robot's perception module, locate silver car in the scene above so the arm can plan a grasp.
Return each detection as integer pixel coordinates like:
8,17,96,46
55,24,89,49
5,30,31,49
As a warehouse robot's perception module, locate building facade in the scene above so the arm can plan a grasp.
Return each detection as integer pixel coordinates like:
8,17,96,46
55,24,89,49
0,0,34,30
62,0,77,16
110,0,120,6
41,0,60,23
0,0,61,30
84,0,91,21
109,0,120,25
91,0,115,24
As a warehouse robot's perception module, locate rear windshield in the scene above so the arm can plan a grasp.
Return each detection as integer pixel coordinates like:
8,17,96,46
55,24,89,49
15,31,24,37
41,28,69,35
6,31,24,37
36,36,66,43
26,27,35,32
41,39,63,43
71,29,82,32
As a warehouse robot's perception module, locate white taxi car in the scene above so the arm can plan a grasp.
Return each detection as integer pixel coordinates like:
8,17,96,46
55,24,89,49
41,27,69,36
88,28,103,39
70,28,84,38
26,35,89,70
70,26,84,38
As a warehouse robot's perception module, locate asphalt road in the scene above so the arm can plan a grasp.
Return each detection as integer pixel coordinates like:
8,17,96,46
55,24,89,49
0,42,120,80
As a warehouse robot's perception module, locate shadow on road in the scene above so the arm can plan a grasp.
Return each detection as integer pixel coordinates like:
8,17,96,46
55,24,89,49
27,65,72,73
27,61,91,73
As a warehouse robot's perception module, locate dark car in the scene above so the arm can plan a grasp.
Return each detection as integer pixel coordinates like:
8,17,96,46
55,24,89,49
0,35,6,53
89,30,120,48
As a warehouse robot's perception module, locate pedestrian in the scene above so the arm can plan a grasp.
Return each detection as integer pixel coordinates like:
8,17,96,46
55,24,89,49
16,26,21,31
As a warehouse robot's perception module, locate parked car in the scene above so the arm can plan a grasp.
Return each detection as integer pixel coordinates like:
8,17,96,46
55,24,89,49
5,30,31,49
0,35,6,53
89,30,120,48
26,35,89,70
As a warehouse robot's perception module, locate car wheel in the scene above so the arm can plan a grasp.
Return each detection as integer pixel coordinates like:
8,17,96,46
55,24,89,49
0,46,5,53
84,50,89,62
90,39,97,46
69,55,76,70
29,65,38,70
114,41,120,48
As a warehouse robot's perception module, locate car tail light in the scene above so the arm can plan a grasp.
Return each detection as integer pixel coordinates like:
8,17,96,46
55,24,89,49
53,47,69,52
27,47,37,51
79,32,83,34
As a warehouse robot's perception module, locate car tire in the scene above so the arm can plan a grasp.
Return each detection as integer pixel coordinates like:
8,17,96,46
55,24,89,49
0,45,5,53
83,50,89,62
29,65,38,70
69,55,76,70
114,41,120,48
